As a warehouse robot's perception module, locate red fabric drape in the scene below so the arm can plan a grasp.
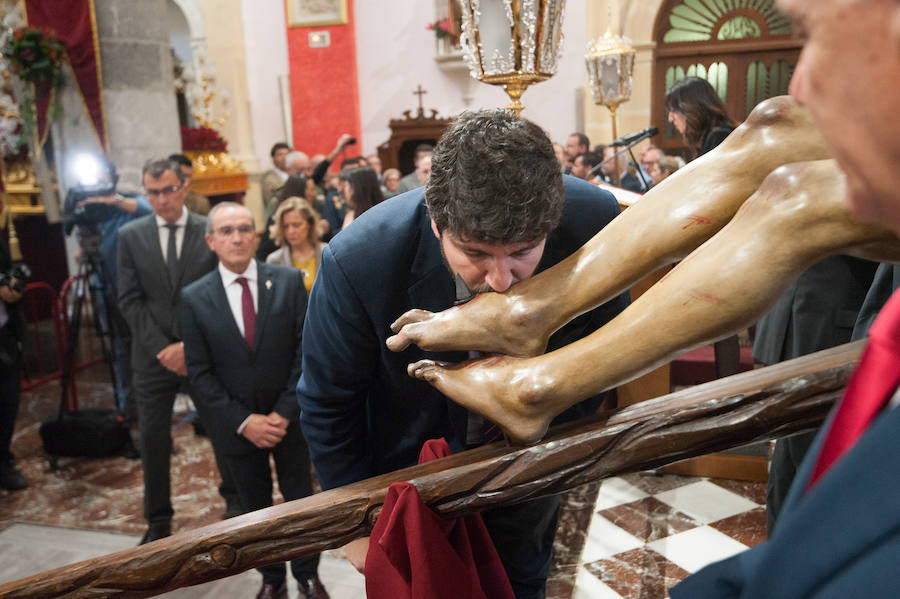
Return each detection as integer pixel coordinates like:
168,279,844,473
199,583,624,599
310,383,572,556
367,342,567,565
25,0,106,150
807,289,900,489
365,439,515,599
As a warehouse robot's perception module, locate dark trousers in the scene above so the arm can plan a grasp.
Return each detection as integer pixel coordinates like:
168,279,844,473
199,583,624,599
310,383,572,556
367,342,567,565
224,430,319,584
0,325,20,464
767,430,817,534
133,364,236,525
109,302,135,422
482,494,561,599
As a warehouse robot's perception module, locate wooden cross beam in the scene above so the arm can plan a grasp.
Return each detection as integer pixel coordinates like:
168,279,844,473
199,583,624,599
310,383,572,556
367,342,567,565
0,340,864,598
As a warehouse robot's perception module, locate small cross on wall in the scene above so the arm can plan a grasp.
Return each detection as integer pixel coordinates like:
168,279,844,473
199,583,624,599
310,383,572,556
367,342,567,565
413,85,427,115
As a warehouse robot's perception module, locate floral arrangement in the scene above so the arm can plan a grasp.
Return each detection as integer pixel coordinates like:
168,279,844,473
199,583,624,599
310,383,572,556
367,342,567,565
2,27,65,145
0,90,25,157
180,125,228,153
426,17,453,39
3,27,65,85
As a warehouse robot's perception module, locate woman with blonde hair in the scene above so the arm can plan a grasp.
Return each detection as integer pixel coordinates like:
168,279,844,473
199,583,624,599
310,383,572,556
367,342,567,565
266,197,325,293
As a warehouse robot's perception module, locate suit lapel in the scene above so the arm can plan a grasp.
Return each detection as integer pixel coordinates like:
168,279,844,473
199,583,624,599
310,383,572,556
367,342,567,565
177,216,203,291
208,269,250,353
141,216,172,296
747,403,900,598
254,261,274,351
405,215,469,441
406,212,455,314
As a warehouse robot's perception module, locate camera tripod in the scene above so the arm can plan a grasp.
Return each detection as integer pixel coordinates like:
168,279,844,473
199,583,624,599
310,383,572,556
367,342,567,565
57,231,121,415
40,229,137,469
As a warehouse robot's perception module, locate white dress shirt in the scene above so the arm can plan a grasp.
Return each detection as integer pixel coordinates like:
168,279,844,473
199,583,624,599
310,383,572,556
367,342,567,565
155,207,189,261
218,260,259,434
218,260,258,338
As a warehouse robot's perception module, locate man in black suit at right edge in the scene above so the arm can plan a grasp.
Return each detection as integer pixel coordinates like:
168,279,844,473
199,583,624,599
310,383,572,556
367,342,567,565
181,202,328,599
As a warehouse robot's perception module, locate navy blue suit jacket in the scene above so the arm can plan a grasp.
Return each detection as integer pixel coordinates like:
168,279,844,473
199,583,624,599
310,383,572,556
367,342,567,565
671,358,900,597
181,261,307,456
297,177,630,490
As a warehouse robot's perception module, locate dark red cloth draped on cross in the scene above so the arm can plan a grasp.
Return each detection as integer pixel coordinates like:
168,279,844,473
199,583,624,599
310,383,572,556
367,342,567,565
365,438,515,599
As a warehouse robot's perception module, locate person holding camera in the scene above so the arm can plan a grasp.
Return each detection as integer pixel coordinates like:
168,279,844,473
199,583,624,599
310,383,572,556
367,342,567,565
65,158,153,427
0,230,27,491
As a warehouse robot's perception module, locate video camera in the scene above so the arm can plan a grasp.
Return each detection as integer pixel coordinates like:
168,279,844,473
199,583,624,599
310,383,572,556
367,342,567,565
0,263,31,295
62,154,121,236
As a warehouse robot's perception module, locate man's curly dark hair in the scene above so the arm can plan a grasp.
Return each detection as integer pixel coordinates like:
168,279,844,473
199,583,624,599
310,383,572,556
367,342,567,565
426,109,564,244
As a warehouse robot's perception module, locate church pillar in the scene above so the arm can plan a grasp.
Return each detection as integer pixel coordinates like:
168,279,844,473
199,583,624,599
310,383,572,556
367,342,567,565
94,0,181,190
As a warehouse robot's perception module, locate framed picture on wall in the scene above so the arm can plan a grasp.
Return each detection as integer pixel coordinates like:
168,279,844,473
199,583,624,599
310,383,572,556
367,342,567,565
286,0,348,27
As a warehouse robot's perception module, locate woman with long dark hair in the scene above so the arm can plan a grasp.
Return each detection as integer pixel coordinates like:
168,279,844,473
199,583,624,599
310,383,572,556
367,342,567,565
338,166,384,229
270,174,317,217
665,76,738,159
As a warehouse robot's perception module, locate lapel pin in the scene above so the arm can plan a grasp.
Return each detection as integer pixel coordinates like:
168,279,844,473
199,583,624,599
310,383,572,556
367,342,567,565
265,280,272,289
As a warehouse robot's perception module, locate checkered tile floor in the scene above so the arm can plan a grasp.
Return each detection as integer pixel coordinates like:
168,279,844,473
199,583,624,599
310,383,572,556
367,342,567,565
570,472,767,599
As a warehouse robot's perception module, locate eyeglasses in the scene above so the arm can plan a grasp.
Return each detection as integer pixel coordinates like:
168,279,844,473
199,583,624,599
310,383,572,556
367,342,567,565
214,224,255,237
145,185,183,197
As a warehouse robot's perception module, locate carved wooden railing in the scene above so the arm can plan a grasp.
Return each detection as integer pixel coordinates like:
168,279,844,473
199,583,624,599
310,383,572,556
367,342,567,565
0,340,864,598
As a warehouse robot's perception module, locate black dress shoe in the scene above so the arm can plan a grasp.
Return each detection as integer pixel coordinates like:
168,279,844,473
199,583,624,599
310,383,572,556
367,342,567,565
223,502,243,520
296,576,330,599
0,461,28,491
139,523,171,545
119,438,140,460
255,581,287,599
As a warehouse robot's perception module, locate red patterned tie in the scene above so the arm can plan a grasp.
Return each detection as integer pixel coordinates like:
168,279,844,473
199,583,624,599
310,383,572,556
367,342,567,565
236,277,255,349
807,290,900,490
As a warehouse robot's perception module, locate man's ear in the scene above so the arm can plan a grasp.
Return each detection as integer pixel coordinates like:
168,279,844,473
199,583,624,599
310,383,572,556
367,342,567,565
205,234,215,252
430,218,441,240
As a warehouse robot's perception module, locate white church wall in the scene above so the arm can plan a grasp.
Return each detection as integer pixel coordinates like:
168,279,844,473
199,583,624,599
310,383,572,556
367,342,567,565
168,1,193,65
240,0,290,173
354,0,590,156
583,0,663,150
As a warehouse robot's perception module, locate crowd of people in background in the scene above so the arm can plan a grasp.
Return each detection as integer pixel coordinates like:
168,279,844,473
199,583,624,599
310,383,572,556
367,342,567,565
563,133,683,193
560,77,736,198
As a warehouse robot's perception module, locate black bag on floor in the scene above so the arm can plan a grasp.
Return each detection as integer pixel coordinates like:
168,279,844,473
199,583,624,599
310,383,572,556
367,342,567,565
40,408,130,458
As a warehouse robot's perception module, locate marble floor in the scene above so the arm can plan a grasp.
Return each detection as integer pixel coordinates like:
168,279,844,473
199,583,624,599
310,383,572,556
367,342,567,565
569,472,766,599
1,375,768,598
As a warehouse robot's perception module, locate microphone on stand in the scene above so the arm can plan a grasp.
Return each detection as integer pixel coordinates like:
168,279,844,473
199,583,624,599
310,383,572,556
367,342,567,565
612,126,659,147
